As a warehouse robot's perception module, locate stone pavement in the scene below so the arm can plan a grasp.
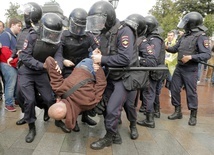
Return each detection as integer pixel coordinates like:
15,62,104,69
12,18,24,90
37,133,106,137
0,79,214,155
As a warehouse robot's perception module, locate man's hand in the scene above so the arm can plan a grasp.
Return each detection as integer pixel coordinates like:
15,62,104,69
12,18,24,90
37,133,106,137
92,54,102,64
93,63,100,72
7,57,13,66
55,61,62,74
63,59,75,67
181,55,192,63
92,48,101,55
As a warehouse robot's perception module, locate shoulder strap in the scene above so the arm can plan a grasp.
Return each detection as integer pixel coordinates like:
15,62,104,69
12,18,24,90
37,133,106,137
61,78,95,99
5,31,12,41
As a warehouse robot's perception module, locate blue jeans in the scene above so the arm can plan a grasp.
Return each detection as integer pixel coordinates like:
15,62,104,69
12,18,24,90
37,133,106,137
0,63,17,106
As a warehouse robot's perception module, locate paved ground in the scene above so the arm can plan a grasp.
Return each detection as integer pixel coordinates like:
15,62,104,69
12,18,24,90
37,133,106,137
0,74,214,155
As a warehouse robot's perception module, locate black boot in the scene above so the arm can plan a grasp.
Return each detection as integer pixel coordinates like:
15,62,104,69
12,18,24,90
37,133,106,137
188,109,197,126
130,121,139,139
90,131,113,150
72,121,80,132
112,131,122,144
43,107,50,121
16,117,26,125
168,106,182,120
81,112,97,126
139,103,146,113
137,112,155,128
25,123,36,143
55,120,71,133
118,117,122,125
154,104,160,118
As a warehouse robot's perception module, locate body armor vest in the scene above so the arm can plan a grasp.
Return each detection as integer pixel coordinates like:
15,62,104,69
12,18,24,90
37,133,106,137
31,27,59,63
100,22,138,80
62,33,91,65
177,31,203,65
147,34,165,65
16,27,31,51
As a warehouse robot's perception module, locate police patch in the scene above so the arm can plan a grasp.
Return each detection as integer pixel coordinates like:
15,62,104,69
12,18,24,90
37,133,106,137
147,46,154,55
203,40,209,48
121,36,129,48
23,40,28,50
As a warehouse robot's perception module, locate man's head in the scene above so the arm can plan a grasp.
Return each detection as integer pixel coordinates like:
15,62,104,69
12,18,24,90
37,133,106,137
8,18,22,35
0,21,4,34
167,31,175,42
48,101,67,120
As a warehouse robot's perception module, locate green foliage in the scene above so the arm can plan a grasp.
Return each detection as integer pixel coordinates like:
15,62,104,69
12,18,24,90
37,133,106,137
204,14,214,37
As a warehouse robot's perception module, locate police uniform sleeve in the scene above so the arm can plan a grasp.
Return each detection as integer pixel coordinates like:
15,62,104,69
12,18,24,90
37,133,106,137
138,37,158,67
53,43,64,69
19,32,44,70
191,34,211,62
166,39,180,53
101,26,135,67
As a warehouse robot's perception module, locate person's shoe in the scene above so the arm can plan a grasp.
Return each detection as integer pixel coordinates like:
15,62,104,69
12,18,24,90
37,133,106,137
43,108,50,121
139,105,146,113
16,118,26,125
130,122,139,140
137,112,155,128
188,109,197,126
112,132,122,144
25,123,36,143
55,120,71,133
168,106,182,120
81,113,97,126
5,105,16,112
72,121,80,132
90,131,113,150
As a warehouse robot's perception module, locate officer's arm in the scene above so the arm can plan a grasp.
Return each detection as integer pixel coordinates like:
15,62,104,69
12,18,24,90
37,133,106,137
166,39,180,53
139,40,158,67
191,35,211,62
19,33,44,70
54,44,64,70
101,27,134,67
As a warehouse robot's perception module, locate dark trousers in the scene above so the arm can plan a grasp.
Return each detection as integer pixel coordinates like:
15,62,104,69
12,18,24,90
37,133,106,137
17,73,55,123
104,79,137,133
170,65,198,109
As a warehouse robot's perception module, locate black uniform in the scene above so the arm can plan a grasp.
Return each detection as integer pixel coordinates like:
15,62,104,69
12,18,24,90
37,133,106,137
18,28,62,123
166,31,211,110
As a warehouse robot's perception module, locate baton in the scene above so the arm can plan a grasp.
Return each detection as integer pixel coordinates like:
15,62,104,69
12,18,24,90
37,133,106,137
199,61,214,68
108,66,168,71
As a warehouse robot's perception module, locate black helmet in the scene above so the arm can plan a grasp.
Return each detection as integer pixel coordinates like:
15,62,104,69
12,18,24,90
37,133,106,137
124,14,147,36
41,13,63,44
86,1,116,34
177,12,206,31
144,15,159,35
24,2,42,24
69,8,87,36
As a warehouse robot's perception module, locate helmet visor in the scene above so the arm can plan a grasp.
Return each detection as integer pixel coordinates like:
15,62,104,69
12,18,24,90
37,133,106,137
177,18,188,29
41,25,62,44
124,19,139,31
69,18,86,36
86,15,107,34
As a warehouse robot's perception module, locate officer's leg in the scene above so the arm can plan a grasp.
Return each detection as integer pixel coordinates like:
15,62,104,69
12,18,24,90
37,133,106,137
18,74,37,143
123,90,138,139
183,68,198,126
90,80,127,150
137,79,156,128
168,67,183,120
154,79,163,118
139,88,146,113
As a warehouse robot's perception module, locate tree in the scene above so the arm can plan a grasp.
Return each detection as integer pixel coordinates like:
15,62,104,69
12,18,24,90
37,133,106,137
149,0,214,37
4,2,23,26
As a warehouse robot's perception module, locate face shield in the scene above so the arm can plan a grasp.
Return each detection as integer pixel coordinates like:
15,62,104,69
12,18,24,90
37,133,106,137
177,17,189,29
69,18,86,36
86,14,107,35
124,19,139,31
41,25,62,44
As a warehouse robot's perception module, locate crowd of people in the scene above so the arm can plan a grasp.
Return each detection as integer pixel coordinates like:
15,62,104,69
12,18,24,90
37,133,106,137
0,0,213,150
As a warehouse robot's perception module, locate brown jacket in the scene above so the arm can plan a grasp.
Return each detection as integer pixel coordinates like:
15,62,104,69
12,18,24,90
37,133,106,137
45,57,107,129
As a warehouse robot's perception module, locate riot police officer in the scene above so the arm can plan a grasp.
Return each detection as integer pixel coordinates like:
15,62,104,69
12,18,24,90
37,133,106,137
8,2,50,126
18,5,63,143
137,15,166,128
54,8,99,133
88,1,139,150
166,12,211,126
